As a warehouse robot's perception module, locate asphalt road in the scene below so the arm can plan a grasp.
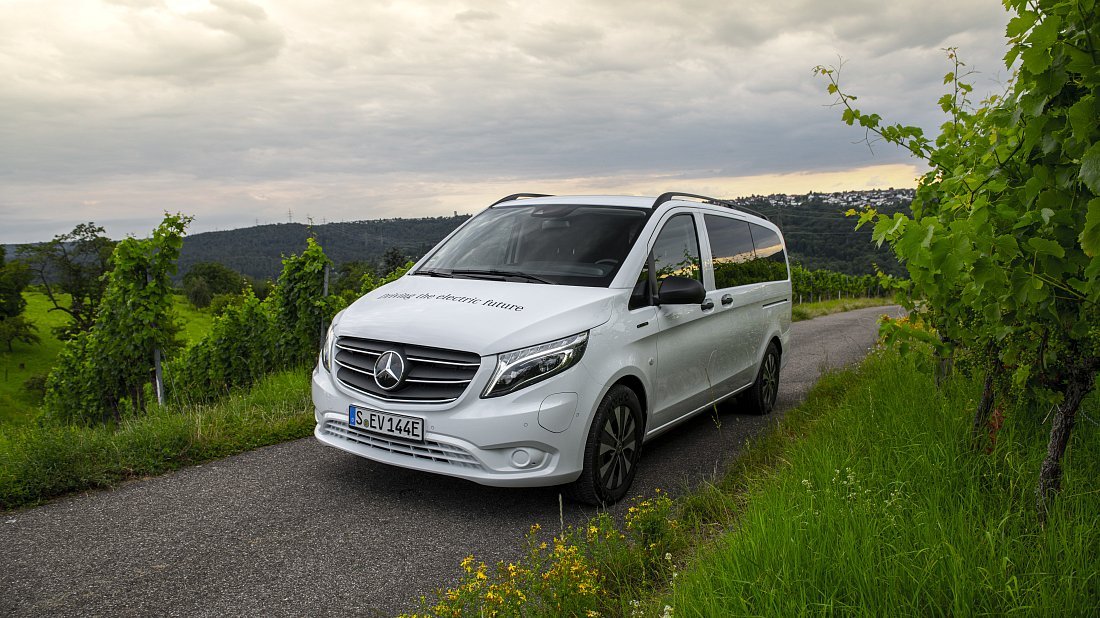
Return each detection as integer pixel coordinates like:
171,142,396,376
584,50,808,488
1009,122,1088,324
0,305,902,617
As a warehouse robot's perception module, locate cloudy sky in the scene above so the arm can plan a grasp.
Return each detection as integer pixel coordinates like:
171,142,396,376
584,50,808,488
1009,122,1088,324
1,0,1013,243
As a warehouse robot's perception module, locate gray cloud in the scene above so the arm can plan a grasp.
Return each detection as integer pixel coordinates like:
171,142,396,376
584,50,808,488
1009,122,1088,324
0,0,1011,242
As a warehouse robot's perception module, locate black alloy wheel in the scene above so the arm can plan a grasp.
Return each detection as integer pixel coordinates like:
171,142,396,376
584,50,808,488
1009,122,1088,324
744,342,780,415
566,384,643,506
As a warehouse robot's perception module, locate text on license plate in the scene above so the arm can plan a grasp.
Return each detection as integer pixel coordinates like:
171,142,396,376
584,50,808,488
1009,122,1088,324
349,406,424,442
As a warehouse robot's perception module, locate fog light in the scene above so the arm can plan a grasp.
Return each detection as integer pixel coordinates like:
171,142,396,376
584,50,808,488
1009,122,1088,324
510,449,532,468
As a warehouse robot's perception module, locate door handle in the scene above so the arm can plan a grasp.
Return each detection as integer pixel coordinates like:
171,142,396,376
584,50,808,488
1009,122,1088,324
721,294,733,306
701,299,715,311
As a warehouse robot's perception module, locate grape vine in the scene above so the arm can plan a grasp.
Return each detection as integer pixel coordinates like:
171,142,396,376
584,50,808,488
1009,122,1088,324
815,0,1098,520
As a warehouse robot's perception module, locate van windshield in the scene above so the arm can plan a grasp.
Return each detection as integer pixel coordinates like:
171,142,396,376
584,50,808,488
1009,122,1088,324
416,204,648,287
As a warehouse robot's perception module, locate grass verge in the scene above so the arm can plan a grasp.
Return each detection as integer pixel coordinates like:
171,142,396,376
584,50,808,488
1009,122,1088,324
0,369,312,510
791,296,892,322
405,347,1099,617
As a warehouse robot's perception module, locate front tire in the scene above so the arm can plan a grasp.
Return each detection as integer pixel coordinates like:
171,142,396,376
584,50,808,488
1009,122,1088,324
566,385,643,506
744,342,780,415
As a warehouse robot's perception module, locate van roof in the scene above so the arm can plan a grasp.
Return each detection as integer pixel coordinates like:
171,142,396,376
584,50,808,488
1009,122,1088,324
491,194,776,228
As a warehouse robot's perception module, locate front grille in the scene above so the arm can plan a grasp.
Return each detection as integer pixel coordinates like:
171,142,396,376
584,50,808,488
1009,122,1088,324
321,420,484,470
334,336,481,403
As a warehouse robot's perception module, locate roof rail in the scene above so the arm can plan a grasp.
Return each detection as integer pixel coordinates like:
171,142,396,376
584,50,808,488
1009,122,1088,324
651,192,770,221
490,193,553,207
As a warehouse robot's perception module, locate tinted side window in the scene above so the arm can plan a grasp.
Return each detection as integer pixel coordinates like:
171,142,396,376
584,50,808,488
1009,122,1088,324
748,223,789,282
704,215,758,289
652,214,701,283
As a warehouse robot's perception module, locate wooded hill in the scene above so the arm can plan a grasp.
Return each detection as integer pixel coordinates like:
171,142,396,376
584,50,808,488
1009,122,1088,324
741,196,908,277
10,195,910,281
176,215,471,280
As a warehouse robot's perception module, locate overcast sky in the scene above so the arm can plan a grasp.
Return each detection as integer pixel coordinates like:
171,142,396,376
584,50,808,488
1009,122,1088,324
1,0,1013,243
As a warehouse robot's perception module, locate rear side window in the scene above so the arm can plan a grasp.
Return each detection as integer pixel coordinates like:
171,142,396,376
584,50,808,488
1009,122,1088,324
748,223,788,282
704,215,789,287
704,215,758,288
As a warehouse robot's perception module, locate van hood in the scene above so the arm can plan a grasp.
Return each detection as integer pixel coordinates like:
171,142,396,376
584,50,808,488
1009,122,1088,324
334,275,619,356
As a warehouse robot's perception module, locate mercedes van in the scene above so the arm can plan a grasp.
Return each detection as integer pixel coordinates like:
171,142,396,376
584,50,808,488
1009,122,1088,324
312,193,791,505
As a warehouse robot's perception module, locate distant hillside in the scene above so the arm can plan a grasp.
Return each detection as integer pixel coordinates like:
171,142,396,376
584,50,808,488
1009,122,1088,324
12,191,912,282
736,194,910,277
177,216,470,280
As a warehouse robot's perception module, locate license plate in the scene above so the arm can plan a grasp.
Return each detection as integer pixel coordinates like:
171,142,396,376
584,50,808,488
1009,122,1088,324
349,406,424,442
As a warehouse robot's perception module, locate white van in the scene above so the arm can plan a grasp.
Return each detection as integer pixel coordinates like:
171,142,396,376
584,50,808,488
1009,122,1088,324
313,193,791,505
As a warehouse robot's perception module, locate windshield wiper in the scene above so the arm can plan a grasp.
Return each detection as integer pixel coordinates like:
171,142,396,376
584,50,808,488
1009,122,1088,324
449,269,555,284
413,269,454,278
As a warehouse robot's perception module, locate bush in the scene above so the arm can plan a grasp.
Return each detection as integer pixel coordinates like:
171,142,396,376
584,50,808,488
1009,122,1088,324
21,374,47,403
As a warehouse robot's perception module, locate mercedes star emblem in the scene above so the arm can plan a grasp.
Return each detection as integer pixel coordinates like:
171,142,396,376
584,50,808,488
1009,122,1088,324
373,350,406,391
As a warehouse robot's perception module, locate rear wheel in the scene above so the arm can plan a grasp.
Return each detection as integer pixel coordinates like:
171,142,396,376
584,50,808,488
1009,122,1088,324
566,385,643,506
744,342,780,415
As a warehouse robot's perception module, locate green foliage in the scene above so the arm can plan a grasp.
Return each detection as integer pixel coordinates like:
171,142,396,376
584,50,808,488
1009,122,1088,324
270,237,332,365
18,222,115,340
43,215,191,424
0,246,32,319
182,261,245,308
790,263,888,302
331,260,375,296
165,289,278,402
816,0,1099,513
380,245,409,276
0,246,38,353
165,238,336,405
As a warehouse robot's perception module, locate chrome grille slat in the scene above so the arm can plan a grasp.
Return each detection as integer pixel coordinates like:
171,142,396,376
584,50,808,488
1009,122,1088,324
338,379,459,404
336,343,382,356
405,356,480,367
335,359,374,377
322,420,483,469
334,336,481,403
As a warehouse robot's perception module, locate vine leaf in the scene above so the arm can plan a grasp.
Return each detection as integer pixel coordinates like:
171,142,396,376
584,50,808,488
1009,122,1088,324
1080,142,1100,194
1082,198,1100,257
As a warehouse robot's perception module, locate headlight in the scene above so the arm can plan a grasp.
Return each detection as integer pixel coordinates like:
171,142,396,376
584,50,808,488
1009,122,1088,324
482,331,588,398
320,324,336,372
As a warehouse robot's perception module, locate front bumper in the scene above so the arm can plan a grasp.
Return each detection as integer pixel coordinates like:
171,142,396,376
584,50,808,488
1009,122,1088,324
311,360,600,487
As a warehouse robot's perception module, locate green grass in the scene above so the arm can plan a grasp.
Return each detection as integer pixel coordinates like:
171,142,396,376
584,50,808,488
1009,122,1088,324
664,350,1099,616
171,293,213,344
0,292,212,426
0,368,313,510
791,296,893,322
0,293,71,424
410,348,1098,617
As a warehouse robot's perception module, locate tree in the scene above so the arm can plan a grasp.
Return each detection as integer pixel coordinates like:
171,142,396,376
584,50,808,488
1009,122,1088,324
816,0,1098,521
19,223,115,340
380,246,408,275
0,246,39,352
331,260,375,296
182,262,245,308
0,246,32,319
0,316,39,352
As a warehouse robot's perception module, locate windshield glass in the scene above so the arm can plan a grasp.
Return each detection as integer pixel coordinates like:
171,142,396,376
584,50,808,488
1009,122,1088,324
417,204,649,287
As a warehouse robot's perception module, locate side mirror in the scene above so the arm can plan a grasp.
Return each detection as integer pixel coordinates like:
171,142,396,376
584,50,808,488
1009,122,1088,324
658,276,706,305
